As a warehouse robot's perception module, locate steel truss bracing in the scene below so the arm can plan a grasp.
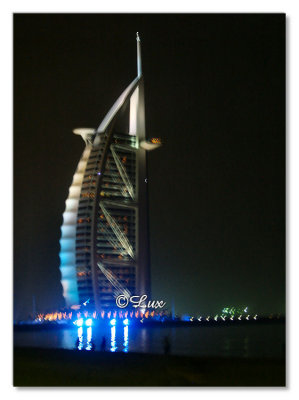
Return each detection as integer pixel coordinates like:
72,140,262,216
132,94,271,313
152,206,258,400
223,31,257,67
110,144,135,200
98,221,127,256
97,262,131,298
99,202,135,260
106,160,129,198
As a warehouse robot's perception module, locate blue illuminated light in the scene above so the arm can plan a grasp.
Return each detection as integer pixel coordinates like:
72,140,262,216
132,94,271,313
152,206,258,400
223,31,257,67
110,318,116,326
110,326,117,352
123,318,129,326
85,318,93,327
86,327,92,351
77,327,83,350
123,325,129,352
76,318,83,327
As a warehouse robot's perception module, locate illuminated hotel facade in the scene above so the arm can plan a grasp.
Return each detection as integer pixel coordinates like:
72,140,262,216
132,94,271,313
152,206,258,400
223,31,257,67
59,34,160,310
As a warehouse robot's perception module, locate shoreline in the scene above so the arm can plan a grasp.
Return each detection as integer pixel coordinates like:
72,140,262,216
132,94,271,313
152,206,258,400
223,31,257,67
13,317,285,332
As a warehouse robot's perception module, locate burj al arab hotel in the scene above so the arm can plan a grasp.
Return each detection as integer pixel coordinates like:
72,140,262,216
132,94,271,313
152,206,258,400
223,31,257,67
59,33,161,310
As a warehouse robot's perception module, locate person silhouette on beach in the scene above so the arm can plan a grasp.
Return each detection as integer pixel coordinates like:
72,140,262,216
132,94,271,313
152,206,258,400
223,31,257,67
163,335,171,355
100,336,106,351
90,340,96,351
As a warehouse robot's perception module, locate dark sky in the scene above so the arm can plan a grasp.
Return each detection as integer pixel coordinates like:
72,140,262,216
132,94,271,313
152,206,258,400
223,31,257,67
14,14,285,319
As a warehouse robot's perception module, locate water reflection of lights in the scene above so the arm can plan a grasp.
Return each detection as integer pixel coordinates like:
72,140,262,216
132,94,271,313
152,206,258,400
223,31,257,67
86,327,92,351
123,326,129,352
110,326,117,352
77,326,93,351
76,323,130,353
77,327,83,350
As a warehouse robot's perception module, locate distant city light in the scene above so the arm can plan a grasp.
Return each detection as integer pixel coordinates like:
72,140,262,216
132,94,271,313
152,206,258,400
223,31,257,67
28,306,263,329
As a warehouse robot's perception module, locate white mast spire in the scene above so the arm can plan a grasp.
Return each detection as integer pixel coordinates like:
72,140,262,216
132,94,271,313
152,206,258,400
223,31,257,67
136,32,142,77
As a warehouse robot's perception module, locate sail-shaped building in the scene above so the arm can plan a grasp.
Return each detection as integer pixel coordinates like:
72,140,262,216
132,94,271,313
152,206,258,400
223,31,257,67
59,33,161,311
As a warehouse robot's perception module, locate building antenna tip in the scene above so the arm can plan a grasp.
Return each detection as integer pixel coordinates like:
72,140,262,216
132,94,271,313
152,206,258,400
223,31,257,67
136,32,140,41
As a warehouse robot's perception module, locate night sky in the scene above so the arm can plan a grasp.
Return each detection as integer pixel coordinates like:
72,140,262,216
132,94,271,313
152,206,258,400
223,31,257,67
14,14,285,319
